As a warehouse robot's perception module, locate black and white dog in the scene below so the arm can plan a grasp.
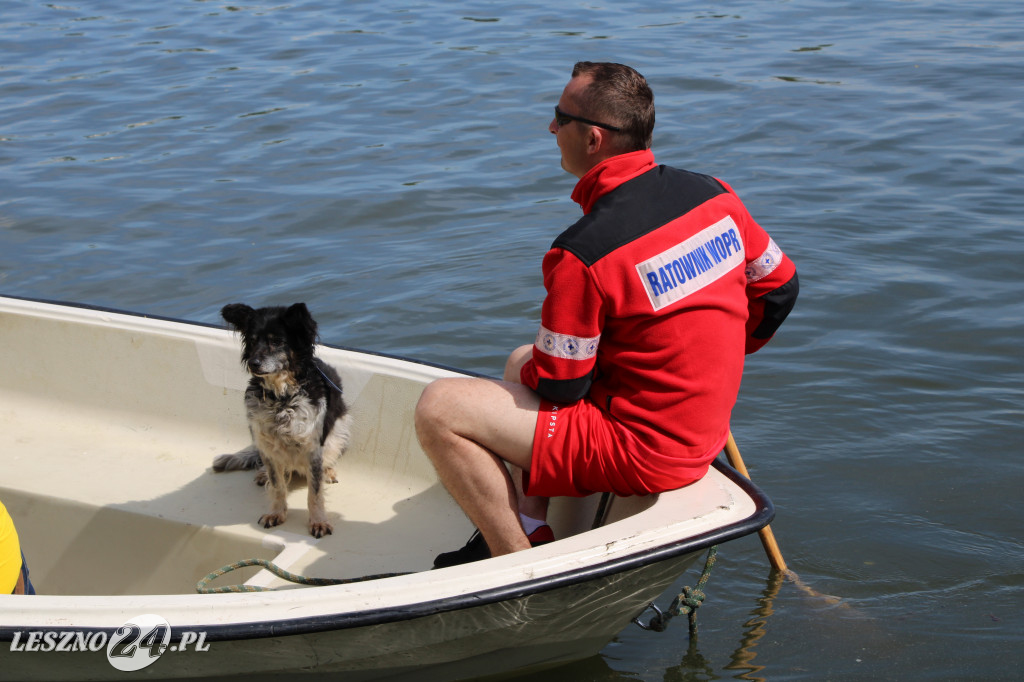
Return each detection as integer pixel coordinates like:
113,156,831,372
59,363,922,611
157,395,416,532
213,302,351,538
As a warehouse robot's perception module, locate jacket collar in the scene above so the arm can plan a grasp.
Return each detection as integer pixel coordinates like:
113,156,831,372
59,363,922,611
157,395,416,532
570,149,657,214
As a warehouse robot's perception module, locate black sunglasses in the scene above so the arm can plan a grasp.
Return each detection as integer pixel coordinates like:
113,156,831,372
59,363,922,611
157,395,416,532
554,105,622,133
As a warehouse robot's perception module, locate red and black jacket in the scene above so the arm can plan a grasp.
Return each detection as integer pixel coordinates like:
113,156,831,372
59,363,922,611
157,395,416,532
521,149,798,466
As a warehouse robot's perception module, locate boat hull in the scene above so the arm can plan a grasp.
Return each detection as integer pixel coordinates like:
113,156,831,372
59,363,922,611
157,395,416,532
2,552,699,681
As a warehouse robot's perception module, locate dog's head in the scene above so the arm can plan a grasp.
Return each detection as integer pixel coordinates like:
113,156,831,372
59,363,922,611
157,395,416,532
221,302,318,377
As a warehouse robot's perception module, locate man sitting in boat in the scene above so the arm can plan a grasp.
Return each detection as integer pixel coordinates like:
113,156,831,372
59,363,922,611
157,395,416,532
1,499,35,595
415,61,799,568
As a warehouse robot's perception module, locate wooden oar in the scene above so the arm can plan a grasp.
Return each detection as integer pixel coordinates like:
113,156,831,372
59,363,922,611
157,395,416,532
724,432,845,606
724,431,789,574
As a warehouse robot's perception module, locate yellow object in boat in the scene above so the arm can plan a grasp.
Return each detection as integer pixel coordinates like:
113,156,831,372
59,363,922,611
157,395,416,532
0,499,22,594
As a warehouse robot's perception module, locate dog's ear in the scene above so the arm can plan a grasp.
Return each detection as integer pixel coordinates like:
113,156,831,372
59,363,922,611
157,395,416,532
285,303,318,347
221,303,254,331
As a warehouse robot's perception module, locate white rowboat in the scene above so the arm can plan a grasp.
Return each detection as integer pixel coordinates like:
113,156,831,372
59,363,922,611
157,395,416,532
0,295,773,681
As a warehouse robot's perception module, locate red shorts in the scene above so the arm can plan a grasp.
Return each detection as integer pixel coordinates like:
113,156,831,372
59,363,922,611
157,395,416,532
524,398,720,498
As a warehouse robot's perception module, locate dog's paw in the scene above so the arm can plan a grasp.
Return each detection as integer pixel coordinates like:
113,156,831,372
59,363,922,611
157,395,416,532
254,468,268,486
309,520,333,538
258,512,286,529
324,467,339,484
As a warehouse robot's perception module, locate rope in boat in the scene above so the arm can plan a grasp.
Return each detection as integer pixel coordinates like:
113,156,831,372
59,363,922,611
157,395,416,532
199,547,718,635
196,558,410,594
633,546,717,636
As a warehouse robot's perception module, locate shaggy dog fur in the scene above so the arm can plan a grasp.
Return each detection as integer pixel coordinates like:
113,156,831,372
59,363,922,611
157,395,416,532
213,302,351,538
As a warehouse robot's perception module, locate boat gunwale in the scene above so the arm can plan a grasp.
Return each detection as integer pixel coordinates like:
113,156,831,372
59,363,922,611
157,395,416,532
0,295,775,642
0,459,771,643
0,293,485,380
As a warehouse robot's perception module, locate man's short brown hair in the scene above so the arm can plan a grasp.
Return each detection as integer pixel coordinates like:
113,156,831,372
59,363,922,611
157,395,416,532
571,61,655,152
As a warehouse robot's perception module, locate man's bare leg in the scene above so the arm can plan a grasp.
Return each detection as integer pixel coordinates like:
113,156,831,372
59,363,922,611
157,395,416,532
415,375,541,557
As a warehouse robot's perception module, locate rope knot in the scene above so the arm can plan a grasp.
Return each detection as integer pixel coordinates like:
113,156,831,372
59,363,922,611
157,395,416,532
631,546,717,636
673,585,706,614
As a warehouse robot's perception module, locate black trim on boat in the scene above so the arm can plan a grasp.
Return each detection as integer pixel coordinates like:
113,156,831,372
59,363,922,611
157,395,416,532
0,459,772,644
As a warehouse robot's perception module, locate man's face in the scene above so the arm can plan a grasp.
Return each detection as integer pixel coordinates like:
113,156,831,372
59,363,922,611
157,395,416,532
550,76,595,179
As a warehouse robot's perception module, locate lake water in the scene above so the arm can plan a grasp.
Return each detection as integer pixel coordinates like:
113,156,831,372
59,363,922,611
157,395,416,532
2,0,1022,679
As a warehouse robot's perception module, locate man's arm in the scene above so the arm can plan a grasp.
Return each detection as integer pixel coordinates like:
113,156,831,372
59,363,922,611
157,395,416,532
519,248,603,402
744,237,798,354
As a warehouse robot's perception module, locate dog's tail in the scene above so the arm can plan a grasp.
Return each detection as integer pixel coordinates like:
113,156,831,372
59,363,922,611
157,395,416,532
212,446,261,472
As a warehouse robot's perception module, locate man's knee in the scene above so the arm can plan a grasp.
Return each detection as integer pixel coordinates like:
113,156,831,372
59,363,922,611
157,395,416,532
414,378,454,437
415,377,485,452
503,344,534,383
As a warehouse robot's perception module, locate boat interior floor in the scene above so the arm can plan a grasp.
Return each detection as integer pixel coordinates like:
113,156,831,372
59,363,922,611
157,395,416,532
0,393,493,596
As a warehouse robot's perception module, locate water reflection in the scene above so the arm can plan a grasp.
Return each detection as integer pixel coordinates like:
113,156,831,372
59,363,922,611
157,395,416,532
662,572,785,682
720,571,786,682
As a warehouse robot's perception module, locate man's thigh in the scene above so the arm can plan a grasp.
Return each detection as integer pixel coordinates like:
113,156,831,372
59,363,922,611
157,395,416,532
420,376,540,471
